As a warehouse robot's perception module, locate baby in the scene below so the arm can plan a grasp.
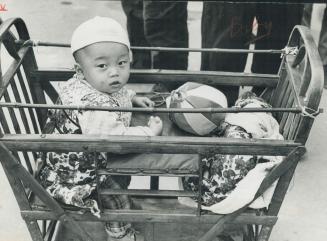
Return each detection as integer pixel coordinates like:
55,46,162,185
39,16,162,241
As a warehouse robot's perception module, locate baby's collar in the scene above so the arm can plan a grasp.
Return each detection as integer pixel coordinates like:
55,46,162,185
73,74,124,96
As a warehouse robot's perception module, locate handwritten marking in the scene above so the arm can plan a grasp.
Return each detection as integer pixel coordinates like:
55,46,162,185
0,4,7,11
230,17,272,45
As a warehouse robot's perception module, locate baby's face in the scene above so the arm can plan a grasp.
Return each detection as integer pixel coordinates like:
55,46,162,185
76,42,130,94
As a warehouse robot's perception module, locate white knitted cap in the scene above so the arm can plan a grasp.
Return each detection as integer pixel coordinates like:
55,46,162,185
71,16,131,55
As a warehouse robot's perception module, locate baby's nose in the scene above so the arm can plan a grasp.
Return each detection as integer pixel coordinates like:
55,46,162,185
108,66,119,77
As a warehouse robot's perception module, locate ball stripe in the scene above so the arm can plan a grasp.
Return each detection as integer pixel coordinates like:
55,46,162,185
186,95,225,125
179,82,203,92
169,98,196,135
188,85,227,107
180,101,216,135
183,112,216,135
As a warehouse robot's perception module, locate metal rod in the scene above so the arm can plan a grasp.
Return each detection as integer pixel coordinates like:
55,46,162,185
15,40,283,54
0,102,304,114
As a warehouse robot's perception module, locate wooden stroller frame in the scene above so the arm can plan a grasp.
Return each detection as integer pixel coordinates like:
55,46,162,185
0,17,324,241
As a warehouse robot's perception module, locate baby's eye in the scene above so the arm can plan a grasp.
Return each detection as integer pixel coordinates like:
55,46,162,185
118,60,128,66
96,64,107,69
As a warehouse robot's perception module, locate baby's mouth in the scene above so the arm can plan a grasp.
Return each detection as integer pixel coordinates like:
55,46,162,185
110,81,121,86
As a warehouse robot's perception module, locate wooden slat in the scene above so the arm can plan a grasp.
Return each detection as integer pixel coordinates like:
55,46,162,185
31,69,279,87
100,189,196,197
279,94,295,132
0,44,3,88
269,56,286,105
276,83,292,122
283,113,296,140
2,134,301,156
288,114,303,141
0,106,10,133
261,87,274,103
20,210,278,226
16,69,40,162
130,70,279,87
41,80,59,104
274,79,290,122
16,37,47,131
271,67,288,107
3,91,21,133
27,78,47,130
197,155,204,216
272,66,287,97
41,221,46,238
10,77,31,133
43,221,57,241
16,69,40,134
294,115,313,144
284,58,303,107
144,223,155,241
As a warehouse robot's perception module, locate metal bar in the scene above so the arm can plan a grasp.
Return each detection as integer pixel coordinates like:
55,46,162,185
15,40,283,54
0,102,312,114
99,189,197,197
98,169,198,177
102,173,197,177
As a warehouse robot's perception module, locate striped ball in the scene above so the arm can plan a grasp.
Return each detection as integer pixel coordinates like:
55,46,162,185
166,82,228,136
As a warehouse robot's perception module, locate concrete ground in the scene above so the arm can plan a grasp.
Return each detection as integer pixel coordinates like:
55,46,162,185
0,1,326,241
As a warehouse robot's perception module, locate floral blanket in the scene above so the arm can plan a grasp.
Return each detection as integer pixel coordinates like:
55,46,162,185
182,92,283,209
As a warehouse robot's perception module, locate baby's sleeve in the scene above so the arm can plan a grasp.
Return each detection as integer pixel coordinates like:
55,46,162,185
127,89,136,101
78,111,155,136
77,91,155,136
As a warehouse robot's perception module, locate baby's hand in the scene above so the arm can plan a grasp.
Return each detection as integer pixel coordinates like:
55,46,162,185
148,116,163,136
133,96,155,108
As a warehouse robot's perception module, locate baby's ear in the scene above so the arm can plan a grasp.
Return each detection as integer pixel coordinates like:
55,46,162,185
74,63,84,79
74,63,83,74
